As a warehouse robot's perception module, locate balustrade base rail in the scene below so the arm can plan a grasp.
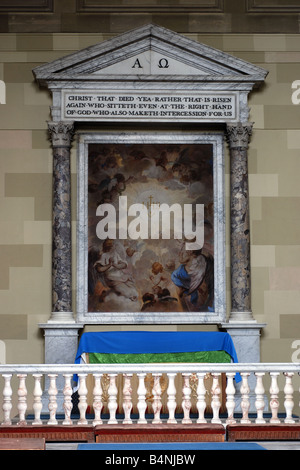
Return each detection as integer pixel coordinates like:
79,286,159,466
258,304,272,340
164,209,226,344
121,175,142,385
1,363,300,431
1,422,300,444
0,423,227,443
227,423,300,442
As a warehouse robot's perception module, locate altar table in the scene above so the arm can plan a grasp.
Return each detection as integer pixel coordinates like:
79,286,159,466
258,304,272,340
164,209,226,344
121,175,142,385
75,331,239,369
74,331,240,415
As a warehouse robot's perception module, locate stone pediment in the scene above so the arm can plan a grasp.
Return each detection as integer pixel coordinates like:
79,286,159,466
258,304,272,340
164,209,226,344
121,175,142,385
33,24,267,86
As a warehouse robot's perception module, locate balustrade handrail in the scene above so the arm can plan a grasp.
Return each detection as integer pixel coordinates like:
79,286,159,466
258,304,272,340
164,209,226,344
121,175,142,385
1,362,300,429
0,362,300,374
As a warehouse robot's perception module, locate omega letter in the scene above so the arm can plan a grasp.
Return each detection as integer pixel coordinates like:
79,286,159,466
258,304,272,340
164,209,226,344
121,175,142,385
158,58,169,69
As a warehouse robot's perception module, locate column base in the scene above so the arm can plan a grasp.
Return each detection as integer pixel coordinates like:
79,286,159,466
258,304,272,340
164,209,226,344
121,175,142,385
47,311,75,323
228,311,256,323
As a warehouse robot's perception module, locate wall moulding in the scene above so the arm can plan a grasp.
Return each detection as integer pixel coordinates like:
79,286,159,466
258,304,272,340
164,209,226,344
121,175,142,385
246,0,300,13
76,0,224,14
0,0,53,12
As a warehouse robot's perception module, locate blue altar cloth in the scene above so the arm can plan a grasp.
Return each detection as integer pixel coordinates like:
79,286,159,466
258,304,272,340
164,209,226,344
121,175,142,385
75,331,239,368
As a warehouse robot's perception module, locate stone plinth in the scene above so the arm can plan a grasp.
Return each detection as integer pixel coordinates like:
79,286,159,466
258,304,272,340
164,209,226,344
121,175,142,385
39,323,83,412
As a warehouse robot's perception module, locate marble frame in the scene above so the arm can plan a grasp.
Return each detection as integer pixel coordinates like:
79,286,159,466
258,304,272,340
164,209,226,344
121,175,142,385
76,130,226,324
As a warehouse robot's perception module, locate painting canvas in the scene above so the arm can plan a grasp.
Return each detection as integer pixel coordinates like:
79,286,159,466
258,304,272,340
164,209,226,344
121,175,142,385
87,143,214,315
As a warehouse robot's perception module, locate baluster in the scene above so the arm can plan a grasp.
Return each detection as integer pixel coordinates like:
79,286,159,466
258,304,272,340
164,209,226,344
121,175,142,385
152,374,162,424
284,372,295,423
108,374,118,424
240,372,251,424
225,373,236,424
17,374,27,425
47,374,58,425
32,374,43,425
78,373,88,425
93,374,103,426
123,374,133,424
255,372,266,423
269,372,280,424
196,373,207,423
2,374,12,425
211,373,221,424
182,373,192,424
62,374,73,425
137,373,147,424
167,373,177,424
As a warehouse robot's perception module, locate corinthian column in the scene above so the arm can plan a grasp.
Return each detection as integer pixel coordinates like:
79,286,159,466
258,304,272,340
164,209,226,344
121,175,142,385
226,122,254,322
48,121,75,322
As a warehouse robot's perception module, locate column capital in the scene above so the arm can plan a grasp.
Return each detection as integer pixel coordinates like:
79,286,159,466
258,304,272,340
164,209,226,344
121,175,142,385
48,121,74,148
226,121,253,150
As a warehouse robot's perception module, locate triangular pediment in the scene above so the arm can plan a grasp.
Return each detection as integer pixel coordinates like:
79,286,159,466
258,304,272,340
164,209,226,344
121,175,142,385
33,24,267,85
90,50,213,76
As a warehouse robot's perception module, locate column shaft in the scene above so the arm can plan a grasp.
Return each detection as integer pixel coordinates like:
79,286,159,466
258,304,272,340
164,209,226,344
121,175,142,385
226,122,253,321
48,121,74,322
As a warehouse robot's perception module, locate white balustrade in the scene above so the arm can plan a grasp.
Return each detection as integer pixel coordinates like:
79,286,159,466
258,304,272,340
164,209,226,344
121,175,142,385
2,374,12,426
225,373,236,424
0,363,300,427
47,374,58,425
137,373,147,424
17,374,27,425
152,373,162,424
167,373,177,424
182,373,192,424
196,372,207,423
240,372,251,424
92,373,103,426
32,373,43,425
211,373,221,424
255,372,266,424
269,372,280,424
123,374,133,424
62,374,73,426
107,374,118,424
284,372,295,424
78,373,88,425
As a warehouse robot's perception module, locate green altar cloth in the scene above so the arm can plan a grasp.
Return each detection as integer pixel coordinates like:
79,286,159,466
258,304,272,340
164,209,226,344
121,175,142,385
88,350,231,364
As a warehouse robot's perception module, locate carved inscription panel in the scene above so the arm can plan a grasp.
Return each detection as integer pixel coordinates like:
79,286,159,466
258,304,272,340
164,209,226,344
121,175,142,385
62,90,238,122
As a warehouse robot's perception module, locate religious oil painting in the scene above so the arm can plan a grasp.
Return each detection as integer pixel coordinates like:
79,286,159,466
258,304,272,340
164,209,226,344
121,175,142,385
87,142,214,315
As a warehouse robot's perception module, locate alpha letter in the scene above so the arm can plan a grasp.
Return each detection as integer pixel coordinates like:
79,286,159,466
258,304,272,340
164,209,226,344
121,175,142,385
132,58,142,69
